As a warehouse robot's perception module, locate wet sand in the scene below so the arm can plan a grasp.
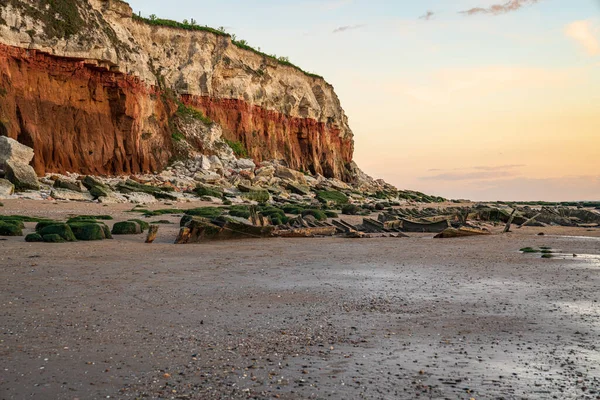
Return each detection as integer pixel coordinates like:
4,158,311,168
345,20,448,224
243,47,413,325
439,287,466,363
1,200,599,399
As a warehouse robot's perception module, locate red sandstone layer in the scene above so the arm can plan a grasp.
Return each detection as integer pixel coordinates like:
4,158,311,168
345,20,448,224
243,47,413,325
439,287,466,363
0,43,353,180
182,95,354,180
0,43,172,176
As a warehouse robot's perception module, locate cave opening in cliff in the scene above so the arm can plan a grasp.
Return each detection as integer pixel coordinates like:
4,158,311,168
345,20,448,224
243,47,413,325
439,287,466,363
0,121,7,138
15,106,34,150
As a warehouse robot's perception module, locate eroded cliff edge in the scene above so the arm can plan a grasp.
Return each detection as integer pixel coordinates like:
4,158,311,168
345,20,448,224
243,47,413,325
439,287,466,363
0,0,355,180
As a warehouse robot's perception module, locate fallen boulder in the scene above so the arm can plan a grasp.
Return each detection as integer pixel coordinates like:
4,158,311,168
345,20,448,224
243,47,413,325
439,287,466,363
0,136,34,165
5,160,40,191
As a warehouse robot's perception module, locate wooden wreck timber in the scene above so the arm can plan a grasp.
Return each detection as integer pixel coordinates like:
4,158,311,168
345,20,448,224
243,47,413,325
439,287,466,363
362,218,405,234
176,216,275,244
434,227,490,239
275,226,337,238
331,219,359,233
401,219,450,233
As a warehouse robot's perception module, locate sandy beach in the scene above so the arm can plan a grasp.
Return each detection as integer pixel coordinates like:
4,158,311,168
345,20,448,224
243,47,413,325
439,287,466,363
1,200,599,399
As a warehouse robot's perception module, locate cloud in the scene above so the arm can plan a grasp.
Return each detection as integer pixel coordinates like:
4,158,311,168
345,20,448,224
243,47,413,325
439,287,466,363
473,164,524,171
333,24,365,34
420,170,519,181
564,20,600,56
421,164,526,181
460,0,542,16
427,164,524,173
419,10,435,21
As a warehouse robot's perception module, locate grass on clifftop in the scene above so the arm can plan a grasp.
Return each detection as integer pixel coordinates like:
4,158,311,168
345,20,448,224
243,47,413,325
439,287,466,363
132,14,323,80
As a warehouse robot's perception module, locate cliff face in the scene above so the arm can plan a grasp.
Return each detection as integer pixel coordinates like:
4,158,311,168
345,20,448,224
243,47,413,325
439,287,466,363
0,44,172,176
0,0,355,180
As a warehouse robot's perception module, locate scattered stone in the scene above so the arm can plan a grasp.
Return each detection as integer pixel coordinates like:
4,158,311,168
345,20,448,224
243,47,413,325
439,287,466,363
97,192,128,204
51,188,94,202
117,180,178,201
194,172,221,184
53,178,85,192
123,192,159,204
81,176,113,198
236,158,256,170
199,155,211,170
274,165,306,184
287,182,311,196
0,178,15,197
342,204,361,215
195,183,223,198
255,166,275,178
316,190,348,205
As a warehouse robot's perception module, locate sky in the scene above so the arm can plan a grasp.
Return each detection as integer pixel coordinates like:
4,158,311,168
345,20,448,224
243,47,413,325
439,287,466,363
127,0,600,201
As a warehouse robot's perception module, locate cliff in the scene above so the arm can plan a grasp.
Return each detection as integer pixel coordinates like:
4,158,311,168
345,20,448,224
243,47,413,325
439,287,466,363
0,0,355,180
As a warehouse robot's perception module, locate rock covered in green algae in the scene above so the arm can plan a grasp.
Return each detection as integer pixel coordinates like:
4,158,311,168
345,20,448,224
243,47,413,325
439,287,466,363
127,219,149,231
68,222,111,241
35,221,62,232
111,221,142,235
38,224,77,242
25,233,44,242
43,234,66,243
0,221,23,236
